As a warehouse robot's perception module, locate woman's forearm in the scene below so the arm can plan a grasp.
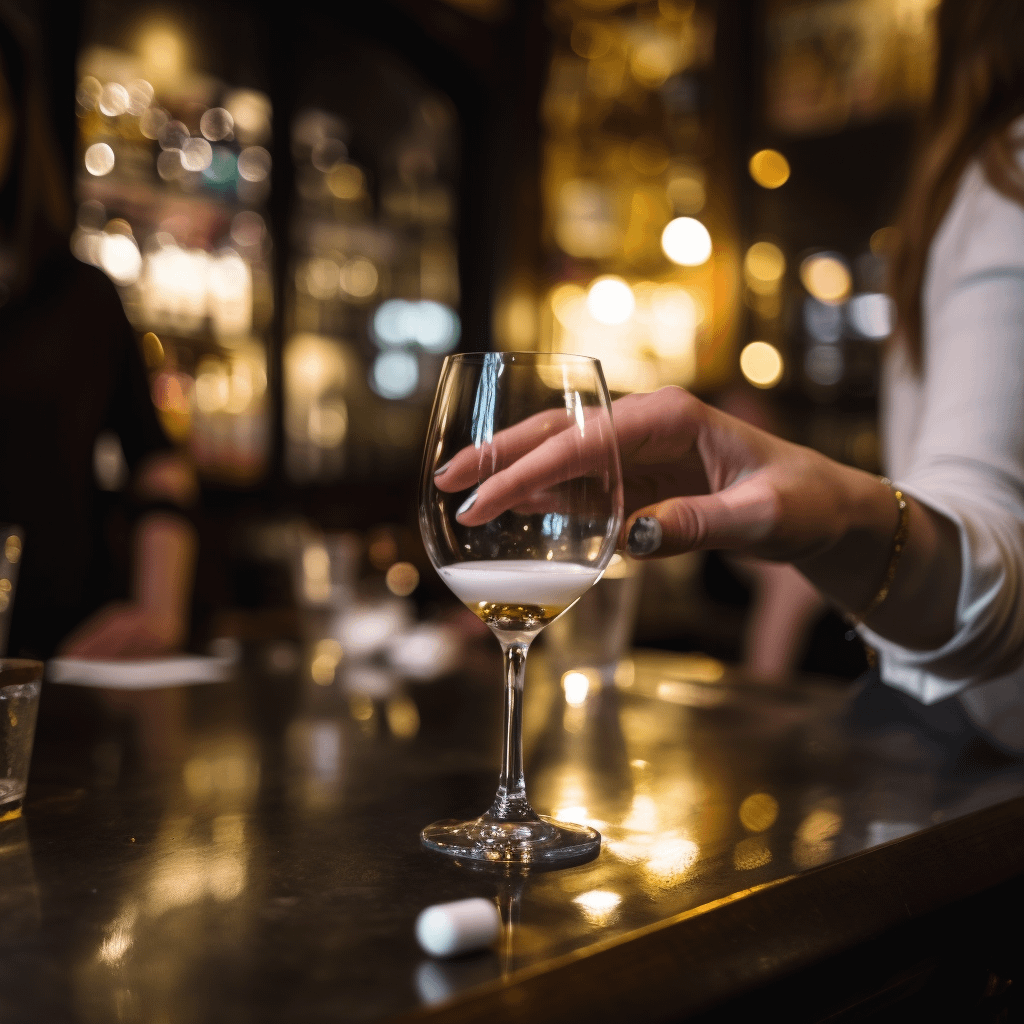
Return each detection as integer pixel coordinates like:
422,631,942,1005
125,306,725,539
794,461,962,651
132,512,197,646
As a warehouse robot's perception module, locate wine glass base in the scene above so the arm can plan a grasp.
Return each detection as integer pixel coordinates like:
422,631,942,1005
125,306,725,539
421,815,601,867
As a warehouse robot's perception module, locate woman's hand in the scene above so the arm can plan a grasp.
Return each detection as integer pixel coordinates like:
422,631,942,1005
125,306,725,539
439,386,866,562
436,386,961,650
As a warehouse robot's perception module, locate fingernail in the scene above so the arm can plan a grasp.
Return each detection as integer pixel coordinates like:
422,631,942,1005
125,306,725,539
627,516,662,556
456,490,478,518
434,459,452,476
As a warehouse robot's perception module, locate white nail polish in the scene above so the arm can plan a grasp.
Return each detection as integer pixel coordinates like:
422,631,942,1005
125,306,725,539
456,491,477,517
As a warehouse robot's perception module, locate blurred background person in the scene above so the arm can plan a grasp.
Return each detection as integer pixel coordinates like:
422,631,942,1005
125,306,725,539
0,7,197,661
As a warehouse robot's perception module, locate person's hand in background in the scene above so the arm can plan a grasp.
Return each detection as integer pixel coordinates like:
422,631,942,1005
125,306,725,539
61,454,197,659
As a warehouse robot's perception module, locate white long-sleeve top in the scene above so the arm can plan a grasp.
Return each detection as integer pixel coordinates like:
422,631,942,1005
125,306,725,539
860,149,1024,752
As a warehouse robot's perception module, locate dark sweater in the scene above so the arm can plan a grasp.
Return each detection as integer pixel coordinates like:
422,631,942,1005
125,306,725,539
0,249,172,657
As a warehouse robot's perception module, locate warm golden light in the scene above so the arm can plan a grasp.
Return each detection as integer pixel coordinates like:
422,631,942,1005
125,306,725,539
667,170,706,215
385,696,420,739
137,21,186,87
748,149,790,189
141,332,164,370
562,671,591,707
550,283,586,328
385,562,420,597
739,793,779,833
4,535,21,563
630,37,678,88
793,806,843,869
733,836,772,870
586,275,635,325
800,253,852,304
629,136,670,176
311,639,342,686
574,890,622,925
570,20,614,60
743,242,786,293
661,217,712,266
739,341,784,389
649,283,699,360
84,143,115,176
870,226,896,256
339,257,378,299
327,163,365,200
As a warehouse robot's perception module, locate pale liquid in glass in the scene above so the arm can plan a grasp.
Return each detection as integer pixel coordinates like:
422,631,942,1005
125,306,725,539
438,560,603,633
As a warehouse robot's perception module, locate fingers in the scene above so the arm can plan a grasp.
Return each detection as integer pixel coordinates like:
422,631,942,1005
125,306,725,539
434,386,704,497
452,418,619,526
611,387,705,466
624,474,781,558
432,407,574,492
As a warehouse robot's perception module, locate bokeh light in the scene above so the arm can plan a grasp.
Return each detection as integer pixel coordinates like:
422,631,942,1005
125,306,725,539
158,120,189,151
99,233,142,285
847,293,894,339
84,143,115,176
667,169,706,215
137,22,185,86
870,226,896,256
562,671,591,707
385,562,420,597
371,351,419,400
748,149,790,189
739,341,784,389
98,82,129,117
181,137,213,172
586,275,634,325
338,257,379,300
739,792,779,832
649,284,699,359
326,163,365,200
127,79,154,115
800,252,852,304
237,146,272,183
743,242,786,294
372,299,459,352
200,107,234,142
139,107,168,140
804,296,844,343
661,217,712,266
223,89,272,146
805,345,844,386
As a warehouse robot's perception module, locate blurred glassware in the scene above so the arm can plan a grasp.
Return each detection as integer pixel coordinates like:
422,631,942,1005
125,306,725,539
291,530,361,613
0,527,23,657
0,660,42,816
544,553,644,689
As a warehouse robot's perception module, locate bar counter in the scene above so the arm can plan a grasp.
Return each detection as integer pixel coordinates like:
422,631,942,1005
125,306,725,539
8,641,1024,1022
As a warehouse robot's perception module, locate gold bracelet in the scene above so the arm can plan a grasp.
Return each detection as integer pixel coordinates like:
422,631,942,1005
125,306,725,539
850,477,909,625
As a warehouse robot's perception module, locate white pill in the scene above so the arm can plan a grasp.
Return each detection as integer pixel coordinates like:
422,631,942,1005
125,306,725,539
415,897,501,958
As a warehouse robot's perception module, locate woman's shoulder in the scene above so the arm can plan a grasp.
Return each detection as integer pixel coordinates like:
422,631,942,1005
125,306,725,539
928,136,1024,294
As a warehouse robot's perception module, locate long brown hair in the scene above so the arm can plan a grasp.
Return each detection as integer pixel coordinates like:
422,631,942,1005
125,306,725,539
0,6,72,294
889,0,1024,370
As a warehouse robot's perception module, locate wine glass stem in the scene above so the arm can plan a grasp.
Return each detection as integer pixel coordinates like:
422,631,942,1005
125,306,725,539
487,640,537,822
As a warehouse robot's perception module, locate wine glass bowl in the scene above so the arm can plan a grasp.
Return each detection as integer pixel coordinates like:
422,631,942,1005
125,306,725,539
420,352,623,865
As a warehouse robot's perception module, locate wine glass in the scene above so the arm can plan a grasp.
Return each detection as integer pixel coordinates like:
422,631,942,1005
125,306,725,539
419,351,624,865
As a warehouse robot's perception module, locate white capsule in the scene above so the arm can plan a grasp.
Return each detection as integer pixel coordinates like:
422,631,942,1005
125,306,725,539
415,897,501,958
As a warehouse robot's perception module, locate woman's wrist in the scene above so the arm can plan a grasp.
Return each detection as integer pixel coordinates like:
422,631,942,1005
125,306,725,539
793,464,901,617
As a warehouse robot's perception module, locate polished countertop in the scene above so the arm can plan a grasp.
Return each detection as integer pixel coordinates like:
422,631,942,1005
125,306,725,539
8,639,1024,1023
